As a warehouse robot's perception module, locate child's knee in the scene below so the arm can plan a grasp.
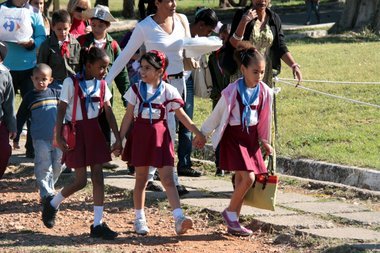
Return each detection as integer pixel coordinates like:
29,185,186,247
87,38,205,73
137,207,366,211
160,174,175,188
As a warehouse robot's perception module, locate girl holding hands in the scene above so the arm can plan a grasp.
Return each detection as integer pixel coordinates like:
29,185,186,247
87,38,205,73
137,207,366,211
43,47,122,240
201,43,273,236
119,50,206,236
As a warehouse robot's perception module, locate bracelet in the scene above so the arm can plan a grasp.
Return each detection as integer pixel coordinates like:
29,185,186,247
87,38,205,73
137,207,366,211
232,32,244,41
291,63,300,69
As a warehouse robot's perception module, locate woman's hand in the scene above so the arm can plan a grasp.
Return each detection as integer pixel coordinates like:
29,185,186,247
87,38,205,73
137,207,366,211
242,9,258,23
292,64,302,85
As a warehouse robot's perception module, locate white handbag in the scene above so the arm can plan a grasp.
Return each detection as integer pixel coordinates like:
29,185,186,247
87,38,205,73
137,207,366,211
193,54,212,98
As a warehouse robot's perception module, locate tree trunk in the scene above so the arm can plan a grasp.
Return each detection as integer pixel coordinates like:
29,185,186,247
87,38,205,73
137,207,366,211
227,0,248,7
219,0,231,8
123,0,135,18
95,0,109,6
337,0,380,34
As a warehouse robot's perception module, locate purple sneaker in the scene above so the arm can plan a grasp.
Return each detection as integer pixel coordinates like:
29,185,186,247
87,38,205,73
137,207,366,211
221,209,253,237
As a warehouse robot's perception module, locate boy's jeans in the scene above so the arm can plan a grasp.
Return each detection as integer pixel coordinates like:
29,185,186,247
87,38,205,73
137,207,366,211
33,139,63,199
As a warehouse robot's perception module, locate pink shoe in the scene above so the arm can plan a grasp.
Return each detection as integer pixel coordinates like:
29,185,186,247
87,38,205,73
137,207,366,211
221,209,253,237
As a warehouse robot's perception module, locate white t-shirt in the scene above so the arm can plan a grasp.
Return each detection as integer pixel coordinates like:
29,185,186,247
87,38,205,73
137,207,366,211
124,81,183,120
106,14,189,85
60,77,112,121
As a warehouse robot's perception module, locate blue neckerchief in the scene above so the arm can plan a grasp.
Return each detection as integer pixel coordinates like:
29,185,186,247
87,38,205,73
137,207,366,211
139,81,164,124
238,78,260,133
77,71,99,112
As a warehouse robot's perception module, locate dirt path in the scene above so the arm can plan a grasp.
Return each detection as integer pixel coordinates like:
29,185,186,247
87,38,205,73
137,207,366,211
0,165,290,253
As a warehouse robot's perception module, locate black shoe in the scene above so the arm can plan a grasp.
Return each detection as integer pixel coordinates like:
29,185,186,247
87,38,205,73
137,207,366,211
90,222,118,240
127,165,135,175
62,166,72,173
42,195,58,228
153,170,160,181
146,181,163,192
176,185,189,196
215,168,225,177
26,150,35,159
178,167,202,177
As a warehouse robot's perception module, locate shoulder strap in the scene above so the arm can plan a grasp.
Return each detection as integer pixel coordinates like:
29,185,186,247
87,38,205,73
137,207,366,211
70,76,80,125
99,80,106,109
175,13,190,38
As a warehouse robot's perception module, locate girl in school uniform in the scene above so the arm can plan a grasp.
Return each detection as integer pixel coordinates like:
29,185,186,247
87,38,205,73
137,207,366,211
201,43,273,236
43,47,122,240
119,50,206,236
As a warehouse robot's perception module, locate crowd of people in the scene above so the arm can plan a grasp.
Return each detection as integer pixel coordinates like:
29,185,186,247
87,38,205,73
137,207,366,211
0,0,302,240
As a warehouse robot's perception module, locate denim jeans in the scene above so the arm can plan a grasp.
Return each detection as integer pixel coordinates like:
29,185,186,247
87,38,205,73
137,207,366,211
306,0,320,24
177,74,194,169
33,139,63,198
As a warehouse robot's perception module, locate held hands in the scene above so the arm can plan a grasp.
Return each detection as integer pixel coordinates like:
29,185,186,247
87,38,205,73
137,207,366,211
192,133,207,149
111,139,122,157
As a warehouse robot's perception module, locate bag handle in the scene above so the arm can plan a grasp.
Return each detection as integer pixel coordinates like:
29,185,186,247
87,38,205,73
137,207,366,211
70,77,80,126
176,13,191,38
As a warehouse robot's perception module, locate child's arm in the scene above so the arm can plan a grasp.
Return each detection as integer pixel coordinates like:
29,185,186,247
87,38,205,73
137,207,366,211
119,103,134,142
55,101,69,151
257,85,273,156
174,108,206,148
103,101,122,156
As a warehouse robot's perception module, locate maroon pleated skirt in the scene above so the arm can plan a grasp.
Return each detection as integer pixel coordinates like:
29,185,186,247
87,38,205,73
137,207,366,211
62,118,111,168
219,124,267,174
122,119,174,168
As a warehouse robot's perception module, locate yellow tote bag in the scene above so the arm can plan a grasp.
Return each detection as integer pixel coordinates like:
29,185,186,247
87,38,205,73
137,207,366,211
243,156,279,211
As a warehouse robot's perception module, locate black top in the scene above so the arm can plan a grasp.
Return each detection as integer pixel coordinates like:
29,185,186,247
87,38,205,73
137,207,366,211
223,7,289,76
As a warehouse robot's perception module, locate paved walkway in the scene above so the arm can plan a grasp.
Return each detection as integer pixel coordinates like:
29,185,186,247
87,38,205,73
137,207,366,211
99,157,380,243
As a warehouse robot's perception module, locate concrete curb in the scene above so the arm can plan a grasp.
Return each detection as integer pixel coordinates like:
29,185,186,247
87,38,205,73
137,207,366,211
192,143,380,192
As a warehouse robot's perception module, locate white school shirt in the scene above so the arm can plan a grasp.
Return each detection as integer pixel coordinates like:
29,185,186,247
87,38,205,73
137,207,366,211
124,81,183,120
60,77,112,121
229,87,260,126
105,14,188,85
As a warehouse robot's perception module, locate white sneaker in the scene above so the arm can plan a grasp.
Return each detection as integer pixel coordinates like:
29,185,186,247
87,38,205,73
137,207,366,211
134,219,149,235
175,216,193,235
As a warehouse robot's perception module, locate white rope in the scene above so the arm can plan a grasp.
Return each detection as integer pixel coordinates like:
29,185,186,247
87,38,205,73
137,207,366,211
278,77,380,85
275,78,380,109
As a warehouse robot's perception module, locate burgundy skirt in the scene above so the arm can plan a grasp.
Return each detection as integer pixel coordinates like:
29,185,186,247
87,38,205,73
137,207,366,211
62,118,111,168
122,119,174,168
219,124,267,174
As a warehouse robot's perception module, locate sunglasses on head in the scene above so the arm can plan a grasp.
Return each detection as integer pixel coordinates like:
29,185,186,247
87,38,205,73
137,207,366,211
75,6,87,12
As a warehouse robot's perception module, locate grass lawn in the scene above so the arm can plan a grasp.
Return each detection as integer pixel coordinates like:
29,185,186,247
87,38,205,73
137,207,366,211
112,36,380,170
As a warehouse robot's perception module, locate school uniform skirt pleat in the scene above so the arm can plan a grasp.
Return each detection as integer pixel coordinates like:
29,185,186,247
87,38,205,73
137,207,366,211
122,119,174,168
219,124,267,174
63,118,111,168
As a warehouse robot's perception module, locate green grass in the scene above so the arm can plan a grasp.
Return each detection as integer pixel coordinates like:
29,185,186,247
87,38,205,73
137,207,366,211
275,39,380,169
111,37,380,170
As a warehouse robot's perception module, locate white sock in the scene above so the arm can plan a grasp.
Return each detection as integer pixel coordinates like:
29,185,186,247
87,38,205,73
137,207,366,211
50,192,65,209
135,209,146,220
93,206,104,227
226,210,238,222
172,208,184,221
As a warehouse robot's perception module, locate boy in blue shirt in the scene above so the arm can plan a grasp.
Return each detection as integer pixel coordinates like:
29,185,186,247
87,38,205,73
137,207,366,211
14,64,62,202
